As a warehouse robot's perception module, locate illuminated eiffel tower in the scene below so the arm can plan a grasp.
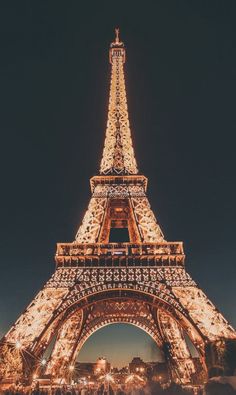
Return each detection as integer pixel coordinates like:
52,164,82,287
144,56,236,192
0,29,235,386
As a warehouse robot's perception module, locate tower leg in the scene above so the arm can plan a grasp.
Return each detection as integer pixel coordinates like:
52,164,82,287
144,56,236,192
45,310,83,382
158,311,197,385
0,287,68,383
173,287,236,342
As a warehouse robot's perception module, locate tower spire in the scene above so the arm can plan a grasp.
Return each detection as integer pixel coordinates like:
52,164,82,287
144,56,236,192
100,30,138,175
115,27,120,44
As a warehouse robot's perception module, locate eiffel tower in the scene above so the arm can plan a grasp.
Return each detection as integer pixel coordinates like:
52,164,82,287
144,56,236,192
0,29,235,387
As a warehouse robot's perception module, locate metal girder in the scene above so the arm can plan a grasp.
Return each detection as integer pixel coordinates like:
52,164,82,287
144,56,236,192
173,287,236,341
158,311,196,384
75,182,165,243
45,300,163,381
45,310,83,379
0,266,232,384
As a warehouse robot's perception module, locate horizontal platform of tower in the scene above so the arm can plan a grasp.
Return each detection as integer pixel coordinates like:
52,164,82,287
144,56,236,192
90,175,148,192
55,241,185,267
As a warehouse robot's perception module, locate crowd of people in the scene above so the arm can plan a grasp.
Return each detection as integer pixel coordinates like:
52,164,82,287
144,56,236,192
1,380,236,395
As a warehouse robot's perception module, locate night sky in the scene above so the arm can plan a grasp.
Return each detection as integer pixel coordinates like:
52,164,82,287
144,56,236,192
0,1,236,367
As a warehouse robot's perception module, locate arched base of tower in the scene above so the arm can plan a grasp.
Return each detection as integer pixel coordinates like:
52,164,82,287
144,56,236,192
1,262,235,388
0,295,209,388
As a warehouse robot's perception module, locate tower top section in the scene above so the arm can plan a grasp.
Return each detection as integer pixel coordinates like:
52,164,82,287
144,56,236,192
100,29,138,175
109,28,125,64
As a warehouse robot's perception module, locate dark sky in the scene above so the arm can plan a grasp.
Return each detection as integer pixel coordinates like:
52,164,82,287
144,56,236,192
0,1,236,364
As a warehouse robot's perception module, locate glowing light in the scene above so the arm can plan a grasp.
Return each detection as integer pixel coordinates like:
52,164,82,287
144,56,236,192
100,30,138,175
105,373,114,382
15,340,22,350
69,365,74,372
126,374,134,383
41,358,47,366
126,374,144,383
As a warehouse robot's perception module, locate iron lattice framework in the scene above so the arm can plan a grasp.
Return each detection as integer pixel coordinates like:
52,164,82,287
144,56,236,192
100,28,138,175
0,29,236,387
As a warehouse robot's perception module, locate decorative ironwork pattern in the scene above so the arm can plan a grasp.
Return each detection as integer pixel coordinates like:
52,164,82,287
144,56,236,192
131,196,164,242
0,343,23,381
75,191,107,243
3,288,67,349
75,180,164,244
45,310,83,377
173,287,236,341
72,301,163,356
46,267,196,289
158,311,196,384
91,185,147,199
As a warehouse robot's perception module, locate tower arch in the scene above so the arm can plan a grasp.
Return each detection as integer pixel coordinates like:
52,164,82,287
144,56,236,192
41,289,207,384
